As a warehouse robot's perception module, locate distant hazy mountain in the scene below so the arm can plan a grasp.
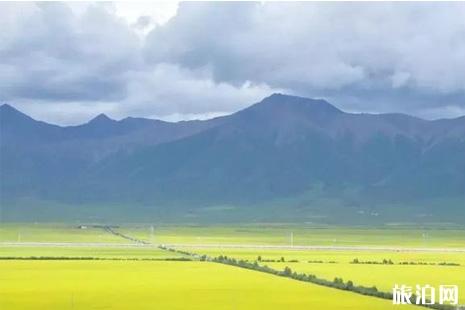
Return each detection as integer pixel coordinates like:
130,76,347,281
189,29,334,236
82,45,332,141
1,94,464,223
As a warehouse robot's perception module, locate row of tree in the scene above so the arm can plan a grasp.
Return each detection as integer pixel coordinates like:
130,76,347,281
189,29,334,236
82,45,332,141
158,246,456,310
257,256,298,263
0,256,192,261
352,258,394,265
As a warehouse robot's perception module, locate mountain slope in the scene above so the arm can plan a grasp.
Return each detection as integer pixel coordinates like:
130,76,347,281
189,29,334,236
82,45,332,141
81,94,465,205
0,104,224,201
1,95,464,222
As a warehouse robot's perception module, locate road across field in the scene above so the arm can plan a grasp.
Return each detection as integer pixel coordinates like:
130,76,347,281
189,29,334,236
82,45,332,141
2,241,465,253
164,243,465,253
3,226,464,253
0,242,146,248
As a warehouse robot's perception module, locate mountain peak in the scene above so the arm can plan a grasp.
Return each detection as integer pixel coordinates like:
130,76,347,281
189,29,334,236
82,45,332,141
262,93,342,108
0,103,35,123
261,93,342,112
88,113,115,124
1,103,23,115
242,93,343,122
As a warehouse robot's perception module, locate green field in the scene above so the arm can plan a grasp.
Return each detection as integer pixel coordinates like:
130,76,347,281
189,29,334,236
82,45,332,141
266,262,465,304
3,223,465,247
120,225,465,248
175,247,465,304
0,246,185,259
1,223,464,309
0,260,421,310
0,223,124,243
188,248,465,264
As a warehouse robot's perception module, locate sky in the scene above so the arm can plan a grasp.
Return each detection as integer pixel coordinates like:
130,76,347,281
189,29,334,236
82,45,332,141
1,2,465,125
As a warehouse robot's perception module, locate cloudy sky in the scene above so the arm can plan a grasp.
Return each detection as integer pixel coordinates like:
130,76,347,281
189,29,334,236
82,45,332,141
1,2,465,125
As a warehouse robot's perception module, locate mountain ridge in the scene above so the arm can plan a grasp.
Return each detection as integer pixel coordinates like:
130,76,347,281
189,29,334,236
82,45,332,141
1,95,464,223
2,94,465,127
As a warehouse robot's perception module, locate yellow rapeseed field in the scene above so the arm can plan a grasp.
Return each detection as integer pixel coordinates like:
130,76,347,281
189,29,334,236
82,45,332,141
268,262,465,303
0,260,421,310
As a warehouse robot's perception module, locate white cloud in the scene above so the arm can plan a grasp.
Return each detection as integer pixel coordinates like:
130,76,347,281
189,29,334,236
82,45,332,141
1,2,465,124
123,63,280,117
11,63,281,125
152,2,465,92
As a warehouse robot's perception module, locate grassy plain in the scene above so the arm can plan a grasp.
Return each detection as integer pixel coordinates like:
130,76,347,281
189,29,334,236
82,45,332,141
0,246,184,259
1,223,464,309
0,260,421,310
0,223,123,243
266,262,465,304
3,223,465,247
121,225,465,248
178,247,465,304
189,248,465,264
176,247,465,305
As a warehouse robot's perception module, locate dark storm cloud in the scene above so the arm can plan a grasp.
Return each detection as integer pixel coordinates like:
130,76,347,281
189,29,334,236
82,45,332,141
0,2,276,124
0,3,139,103
145,2,465,118
1,2,465,124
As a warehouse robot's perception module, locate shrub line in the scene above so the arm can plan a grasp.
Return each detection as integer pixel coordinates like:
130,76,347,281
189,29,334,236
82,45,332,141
158,246,455,310
0,256,192,261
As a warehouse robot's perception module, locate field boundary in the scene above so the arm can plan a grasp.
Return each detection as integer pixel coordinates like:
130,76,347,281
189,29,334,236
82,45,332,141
0,256,192,261
0,242,151,247
101,226,150,244
158,245,455,310
164,243,465,253
3,226,458,310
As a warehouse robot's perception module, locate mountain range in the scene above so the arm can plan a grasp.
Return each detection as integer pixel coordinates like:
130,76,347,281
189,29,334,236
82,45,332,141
1,94,464,223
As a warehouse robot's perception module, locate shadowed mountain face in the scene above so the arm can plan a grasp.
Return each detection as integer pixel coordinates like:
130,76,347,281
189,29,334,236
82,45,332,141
1,94,464,223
